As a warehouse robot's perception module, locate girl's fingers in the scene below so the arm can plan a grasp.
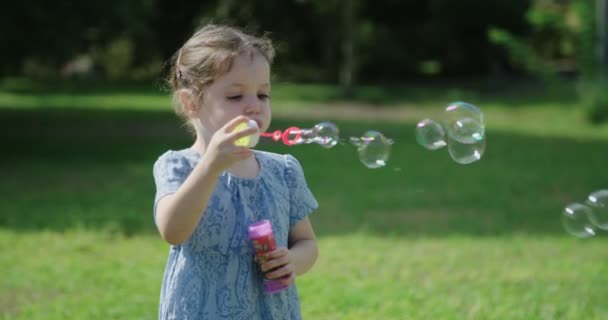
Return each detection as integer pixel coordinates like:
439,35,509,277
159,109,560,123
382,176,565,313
265,264,293,280
261,255,289,272
260,248,290,272
264,247,289,260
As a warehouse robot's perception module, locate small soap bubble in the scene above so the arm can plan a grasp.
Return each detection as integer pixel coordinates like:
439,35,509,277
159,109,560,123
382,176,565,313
415,118,446,150
355,131,392,169
562,203,596,238
443,101,485,143
447,134,486,165
312,121,340,148
450,117,484,143
586,189,608,230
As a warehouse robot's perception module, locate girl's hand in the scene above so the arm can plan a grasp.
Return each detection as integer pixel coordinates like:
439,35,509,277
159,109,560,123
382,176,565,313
204,116,259,173
260,247,295,286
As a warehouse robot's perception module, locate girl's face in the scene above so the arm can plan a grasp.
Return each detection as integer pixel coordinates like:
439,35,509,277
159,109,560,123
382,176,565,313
197,52,271,137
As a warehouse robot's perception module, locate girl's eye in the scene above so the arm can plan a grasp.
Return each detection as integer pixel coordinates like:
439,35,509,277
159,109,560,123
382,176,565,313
227,95,242,101
258,94,270,100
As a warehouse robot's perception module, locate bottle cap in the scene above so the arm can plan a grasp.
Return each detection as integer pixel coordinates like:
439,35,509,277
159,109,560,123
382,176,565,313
248,220,273,239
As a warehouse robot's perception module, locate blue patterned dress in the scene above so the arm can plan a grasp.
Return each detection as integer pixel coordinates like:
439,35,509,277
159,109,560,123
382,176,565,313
152,148,318,320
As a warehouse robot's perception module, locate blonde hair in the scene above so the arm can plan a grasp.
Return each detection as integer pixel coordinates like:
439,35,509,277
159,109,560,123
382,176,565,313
167,24,275,133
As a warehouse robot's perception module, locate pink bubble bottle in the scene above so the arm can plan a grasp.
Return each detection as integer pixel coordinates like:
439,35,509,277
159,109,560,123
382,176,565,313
248,220,289,294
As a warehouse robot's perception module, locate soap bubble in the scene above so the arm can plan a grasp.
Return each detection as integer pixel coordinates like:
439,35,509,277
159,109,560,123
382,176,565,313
443,101,485,144
562,203,595,238
586,189,608,230
350,131,393,169
415,118,446,150
447,134,486,165
312,122,340,148
450,117,484,143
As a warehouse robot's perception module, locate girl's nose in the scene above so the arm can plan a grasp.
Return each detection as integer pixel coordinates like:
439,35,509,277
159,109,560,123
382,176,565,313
244,96,261,114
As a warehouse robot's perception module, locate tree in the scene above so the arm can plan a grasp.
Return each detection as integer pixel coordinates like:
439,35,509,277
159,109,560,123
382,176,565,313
576,0,608,123
597,0,607,82
0,0,159,78
339,0,358,97
587,0,608,122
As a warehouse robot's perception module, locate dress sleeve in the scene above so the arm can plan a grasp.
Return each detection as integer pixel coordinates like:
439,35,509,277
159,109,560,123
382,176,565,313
152,151,193,218
283,154,318,228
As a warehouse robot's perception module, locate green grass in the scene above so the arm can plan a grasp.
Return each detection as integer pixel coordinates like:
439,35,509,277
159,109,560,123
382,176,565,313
2,78,608,319
2,231,607,319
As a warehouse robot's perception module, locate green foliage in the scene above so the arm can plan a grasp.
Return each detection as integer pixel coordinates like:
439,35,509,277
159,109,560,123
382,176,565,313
21,58,58,79
487,0,588,83
573,0,608,124
96,38,135,79
488,27,559,85
0,0,533,81
487,0,608,124
581,81,608,124
573,0,597,82
588,96,608,123
0,0,159,77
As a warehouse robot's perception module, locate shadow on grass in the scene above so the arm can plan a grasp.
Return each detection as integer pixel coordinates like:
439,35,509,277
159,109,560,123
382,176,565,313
2,77,582,108
1,108,607,237
0,77,169,95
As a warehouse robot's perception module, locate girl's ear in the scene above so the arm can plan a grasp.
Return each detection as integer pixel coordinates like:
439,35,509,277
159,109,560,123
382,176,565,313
178,89,200,117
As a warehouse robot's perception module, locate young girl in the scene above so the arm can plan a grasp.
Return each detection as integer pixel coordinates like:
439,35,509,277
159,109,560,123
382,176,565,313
152,24,319,319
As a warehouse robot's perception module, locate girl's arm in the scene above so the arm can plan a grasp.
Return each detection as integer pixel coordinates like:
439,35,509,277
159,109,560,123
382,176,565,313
155,116,257,245
261,217,318,283
287,217,318,275
154,155,222,245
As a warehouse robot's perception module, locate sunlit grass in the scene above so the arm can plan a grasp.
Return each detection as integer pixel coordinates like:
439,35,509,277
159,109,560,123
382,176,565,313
2,230,607,319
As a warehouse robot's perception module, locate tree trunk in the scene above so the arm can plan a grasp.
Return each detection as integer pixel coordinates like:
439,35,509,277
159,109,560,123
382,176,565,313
597,0,607,81
339,0,357,98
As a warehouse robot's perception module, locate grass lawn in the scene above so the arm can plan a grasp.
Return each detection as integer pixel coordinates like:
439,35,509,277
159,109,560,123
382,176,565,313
1,78,608,319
